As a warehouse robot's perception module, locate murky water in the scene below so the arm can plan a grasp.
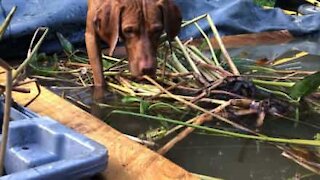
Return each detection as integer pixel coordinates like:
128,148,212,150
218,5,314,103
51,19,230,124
90,98,318,179
164,115,320,180
41,36,320,179
49,87,320,179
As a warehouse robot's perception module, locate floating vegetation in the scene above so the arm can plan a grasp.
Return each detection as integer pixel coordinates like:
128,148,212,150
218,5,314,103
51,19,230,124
22,14,320,175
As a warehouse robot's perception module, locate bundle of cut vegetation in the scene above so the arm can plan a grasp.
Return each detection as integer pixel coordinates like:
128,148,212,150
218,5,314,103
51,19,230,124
22,14,320,175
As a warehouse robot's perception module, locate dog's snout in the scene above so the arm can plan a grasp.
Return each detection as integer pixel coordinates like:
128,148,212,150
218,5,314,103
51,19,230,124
139,58,155,76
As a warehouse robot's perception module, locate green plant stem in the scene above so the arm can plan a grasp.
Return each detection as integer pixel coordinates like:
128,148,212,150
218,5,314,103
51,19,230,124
253,79,295,87
170,51,189,73
188,46,215,65
112,110,320,147
255,85,296,102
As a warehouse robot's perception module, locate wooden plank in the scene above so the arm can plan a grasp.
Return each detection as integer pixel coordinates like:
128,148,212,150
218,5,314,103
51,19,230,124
0,69,197,180
191,30,294,49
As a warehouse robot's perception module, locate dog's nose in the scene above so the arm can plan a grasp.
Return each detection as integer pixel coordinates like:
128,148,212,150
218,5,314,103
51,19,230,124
141,66,155,75
139,58,155,76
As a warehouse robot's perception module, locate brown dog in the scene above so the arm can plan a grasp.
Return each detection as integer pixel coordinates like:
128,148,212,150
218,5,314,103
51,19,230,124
86,0,182,87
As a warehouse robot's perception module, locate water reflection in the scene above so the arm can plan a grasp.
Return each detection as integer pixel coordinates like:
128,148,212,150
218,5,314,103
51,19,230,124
90,86,107,118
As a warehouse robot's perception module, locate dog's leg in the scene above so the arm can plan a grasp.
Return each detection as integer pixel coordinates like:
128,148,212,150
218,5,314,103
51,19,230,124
85,22,105,87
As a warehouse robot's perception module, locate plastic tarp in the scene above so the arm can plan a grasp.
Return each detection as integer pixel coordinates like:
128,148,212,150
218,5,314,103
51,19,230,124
1,0,320,58
228,35,320,71
0,0,87,57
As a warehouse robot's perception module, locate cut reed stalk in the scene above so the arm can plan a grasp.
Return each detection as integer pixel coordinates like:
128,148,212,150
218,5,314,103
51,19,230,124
0,6,16,40
158,101,231,155
0,67,12,176
175,37,201,74
193,22,220,66
13,27,49,81
206,15,240,75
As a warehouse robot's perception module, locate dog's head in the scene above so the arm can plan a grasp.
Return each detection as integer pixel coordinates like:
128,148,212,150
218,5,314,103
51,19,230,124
93,0,182,77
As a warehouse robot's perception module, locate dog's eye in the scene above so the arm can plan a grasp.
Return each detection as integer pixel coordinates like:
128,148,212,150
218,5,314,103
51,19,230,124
123,27,138,37
150,25,163,34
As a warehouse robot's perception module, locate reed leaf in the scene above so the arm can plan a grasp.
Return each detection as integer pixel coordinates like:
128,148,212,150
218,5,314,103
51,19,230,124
57,32,74,55
290,71,320,100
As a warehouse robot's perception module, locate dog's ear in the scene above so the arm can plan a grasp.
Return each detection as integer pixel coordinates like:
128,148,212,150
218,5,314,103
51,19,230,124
93,1,122,56
157,0,182,41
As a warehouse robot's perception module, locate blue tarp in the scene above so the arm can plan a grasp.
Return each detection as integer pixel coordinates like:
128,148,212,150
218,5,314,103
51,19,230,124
1,0,320,58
